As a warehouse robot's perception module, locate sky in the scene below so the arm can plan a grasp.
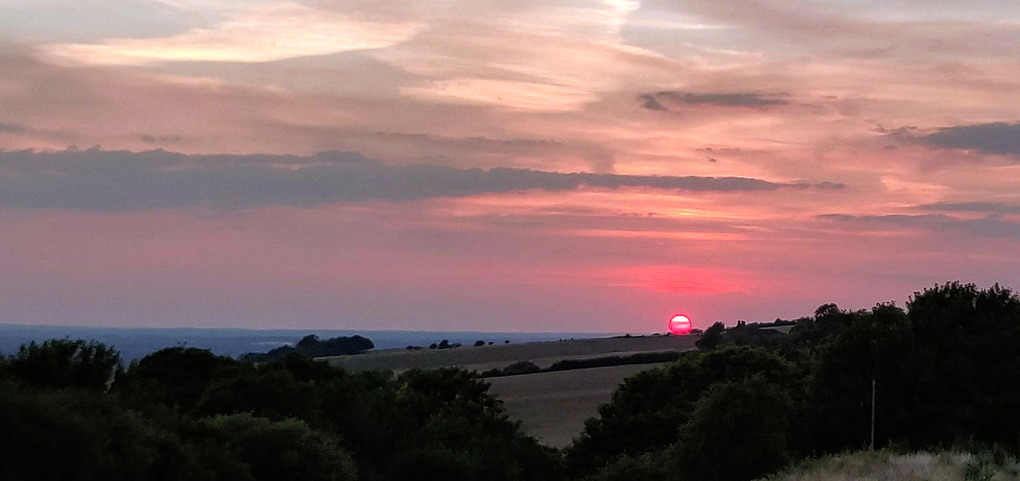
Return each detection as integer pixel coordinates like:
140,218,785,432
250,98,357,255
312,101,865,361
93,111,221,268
1,0,1020,332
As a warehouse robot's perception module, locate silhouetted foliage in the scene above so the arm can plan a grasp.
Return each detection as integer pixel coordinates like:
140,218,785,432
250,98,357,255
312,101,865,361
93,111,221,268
241,334,374,362
669,376,794,481
202,413,358,481
566,346,799,477
695,322,725,351
115,347,236,411
7,281,1020,481
805,302,917,452
480,360,542,378
545,352,680,372
583,453,667,481
480,352,681,379
2,339,121,391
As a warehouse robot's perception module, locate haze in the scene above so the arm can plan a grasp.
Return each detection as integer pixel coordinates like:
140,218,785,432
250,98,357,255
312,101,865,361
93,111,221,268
1,0,1019,332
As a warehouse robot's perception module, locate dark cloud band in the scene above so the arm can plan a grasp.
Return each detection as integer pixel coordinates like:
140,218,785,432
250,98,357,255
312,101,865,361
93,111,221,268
0,148,842,211
0,123,26,134
819,212,1020,239
920,202,1020,214
921,122,1020,157
640,91,789,111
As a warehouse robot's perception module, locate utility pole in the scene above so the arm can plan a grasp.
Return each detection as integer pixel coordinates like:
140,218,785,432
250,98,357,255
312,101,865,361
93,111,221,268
870,379,876,451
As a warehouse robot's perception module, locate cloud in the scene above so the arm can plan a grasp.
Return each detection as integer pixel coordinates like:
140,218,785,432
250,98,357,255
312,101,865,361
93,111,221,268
0,148,842,211
921,122,1020,157
920,202,1020,214
819,213,1020,239
44,2,421,64
0,123,26,134
140,134,184,144
640,94,668,111
641,91,789,110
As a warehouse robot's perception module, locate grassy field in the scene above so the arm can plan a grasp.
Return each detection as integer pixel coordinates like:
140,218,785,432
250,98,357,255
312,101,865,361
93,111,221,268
764,450,1020,481
321,334,699,374
321,334,699,446
487,363,670,448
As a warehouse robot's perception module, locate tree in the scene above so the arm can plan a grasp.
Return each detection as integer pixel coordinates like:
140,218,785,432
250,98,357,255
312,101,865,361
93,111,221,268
669,376,794,481
905,282,1020,446
696,322,725,351
116,347,236,411
3,339,121,391
806,303,916,453
244,335,375,361
202,414,358,481
0,381,201,481
567,347,799,477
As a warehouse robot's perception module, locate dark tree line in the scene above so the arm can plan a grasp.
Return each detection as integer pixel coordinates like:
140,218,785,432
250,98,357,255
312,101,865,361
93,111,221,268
567,282,1020,481
240,334,375,362
2,281,1019,481
0,340,556,481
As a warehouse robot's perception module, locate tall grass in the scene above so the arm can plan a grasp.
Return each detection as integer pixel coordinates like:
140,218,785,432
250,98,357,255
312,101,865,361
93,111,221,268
762,450,1020,481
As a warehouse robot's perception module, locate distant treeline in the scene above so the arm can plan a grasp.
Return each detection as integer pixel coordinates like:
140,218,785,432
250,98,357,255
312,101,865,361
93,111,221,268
240,334,374,362
1,281,1019,481
479,351,682,378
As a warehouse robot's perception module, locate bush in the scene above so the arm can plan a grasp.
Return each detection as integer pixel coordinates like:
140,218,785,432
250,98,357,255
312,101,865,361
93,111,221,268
669,376,794,481
385,447,479,481
546,352,680,372
585,454,667,481
500,361,542,376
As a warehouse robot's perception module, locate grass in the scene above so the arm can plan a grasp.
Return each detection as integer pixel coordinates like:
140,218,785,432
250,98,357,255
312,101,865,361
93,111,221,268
764,450,1020,481
486,364,666,447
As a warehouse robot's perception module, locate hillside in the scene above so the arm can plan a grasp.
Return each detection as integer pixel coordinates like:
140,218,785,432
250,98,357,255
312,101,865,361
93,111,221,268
320,334,699,373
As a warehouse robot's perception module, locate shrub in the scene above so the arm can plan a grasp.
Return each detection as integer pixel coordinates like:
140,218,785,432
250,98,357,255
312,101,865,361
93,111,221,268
669,376,794,481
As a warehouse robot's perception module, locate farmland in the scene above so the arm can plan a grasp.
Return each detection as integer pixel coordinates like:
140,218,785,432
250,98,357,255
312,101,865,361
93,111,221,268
487,363,672,447
321,334,699,373
322,333,700,445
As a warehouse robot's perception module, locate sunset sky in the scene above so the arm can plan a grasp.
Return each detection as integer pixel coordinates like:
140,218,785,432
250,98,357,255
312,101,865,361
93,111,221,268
2,0,1020,332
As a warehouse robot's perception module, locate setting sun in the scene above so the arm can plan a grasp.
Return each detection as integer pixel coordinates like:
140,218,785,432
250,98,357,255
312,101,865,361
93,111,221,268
669,315,693,335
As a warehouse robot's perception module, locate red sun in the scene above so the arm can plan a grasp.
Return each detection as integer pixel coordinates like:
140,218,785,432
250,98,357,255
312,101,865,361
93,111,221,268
669,315,693,335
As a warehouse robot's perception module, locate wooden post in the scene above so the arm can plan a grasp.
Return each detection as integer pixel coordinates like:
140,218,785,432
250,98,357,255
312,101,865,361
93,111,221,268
870,379,876,451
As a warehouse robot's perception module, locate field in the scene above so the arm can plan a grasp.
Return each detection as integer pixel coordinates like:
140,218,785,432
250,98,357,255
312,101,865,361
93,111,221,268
322,334,698,373
487,363,670,447
321,334,699,446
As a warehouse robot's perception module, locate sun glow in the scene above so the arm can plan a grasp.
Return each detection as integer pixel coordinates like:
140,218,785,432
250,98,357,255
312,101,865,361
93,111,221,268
669,315,693,335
